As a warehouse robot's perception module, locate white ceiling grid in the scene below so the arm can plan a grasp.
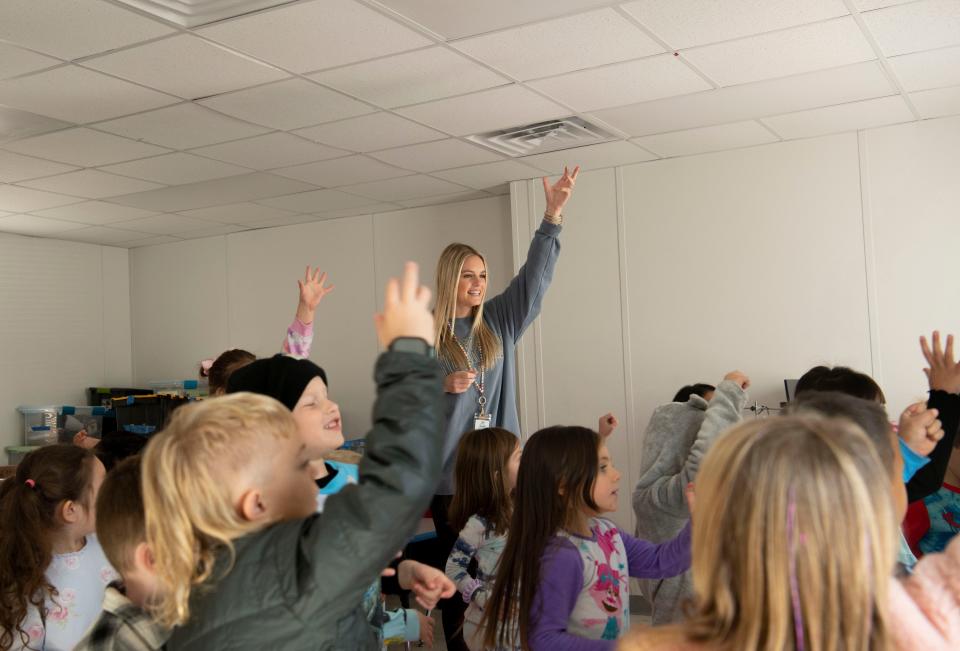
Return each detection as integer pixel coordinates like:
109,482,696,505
0,0,956,246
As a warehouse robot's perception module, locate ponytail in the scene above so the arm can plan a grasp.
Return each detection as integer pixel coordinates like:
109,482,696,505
0,446,96,651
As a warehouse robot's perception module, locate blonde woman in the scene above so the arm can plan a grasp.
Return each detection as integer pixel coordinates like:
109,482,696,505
429,166,579,649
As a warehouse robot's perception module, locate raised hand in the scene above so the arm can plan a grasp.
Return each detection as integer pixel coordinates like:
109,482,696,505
920,331,960,394
541,165,580,218
296,265,334,324
598,413,619,438
723,370,751,390
444,370,477,394
397,560,457,610
899,401,944,458
374,262,434,348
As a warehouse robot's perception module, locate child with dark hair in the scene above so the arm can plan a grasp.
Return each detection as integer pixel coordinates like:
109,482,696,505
632,371,749,624
74,456,167,651
670,384,715,403
0,445,116,651
483,426,690,650
445,427,522,650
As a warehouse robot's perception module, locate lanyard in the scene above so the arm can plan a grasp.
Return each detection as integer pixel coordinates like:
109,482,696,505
450,326,487,415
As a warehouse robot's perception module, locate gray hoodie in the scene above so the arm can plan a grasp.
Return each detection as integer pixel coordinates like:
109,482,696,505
632,379,747,624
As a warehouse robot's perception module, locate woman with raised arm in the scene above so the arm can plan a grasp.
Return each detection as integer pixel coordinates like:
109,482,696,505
429,165,579,649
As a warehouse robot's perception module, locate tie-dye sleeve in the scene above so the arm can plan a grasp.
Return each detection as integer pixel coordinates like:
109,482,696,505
282,318,314,358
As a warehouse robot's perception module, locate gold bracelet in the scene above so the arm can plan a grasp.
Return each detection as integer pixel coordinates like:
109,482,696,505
544,211,562,224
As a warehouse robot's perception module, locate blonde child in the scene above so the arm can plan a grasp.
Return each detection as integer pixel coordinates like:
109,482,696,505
0,445,116,651
482,426,690,650
445,428,522,650
75,457,167,651
144,262,451,651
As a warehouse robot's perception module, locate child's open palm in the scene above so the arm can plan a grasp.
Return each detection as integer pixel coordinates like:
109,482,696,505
921,331,960,394
297,266,334,314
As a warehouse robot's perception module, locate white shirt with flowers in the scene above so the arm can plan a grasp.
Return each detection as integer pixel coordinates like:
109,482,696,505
12,534,119,651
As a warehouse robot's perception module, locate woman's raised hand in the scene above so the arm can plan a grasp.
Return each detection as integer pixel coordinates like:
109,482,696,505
542,165,580,218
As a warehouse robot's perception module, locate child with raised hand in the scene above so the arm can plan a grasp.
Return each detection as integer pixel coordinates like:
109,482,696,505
445,428,523,650
144,261,451,651
0,445,116,651
482,427,690,650
226,354,449,647
74,456,167,651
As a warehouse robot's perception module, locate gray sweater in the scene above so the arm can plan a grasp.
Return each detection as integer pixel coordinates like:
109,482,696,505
632,380,746,624
436,219,561,494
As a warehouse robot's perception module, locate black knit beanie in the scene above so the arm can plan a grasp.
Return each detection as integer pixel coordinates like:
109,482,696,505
226,354,328,410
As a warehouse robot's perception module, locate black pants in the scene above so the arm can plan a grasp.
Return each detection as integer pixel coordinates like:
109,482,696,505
429,494,469,651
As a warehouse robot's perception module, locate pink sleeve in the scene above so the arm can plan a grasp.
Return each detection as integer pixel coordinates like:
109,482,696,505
282,318,314,358
888,534,960,650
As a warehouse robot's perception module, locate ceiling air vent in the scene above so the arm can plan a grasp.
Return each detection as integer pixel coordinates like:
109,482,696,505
114,0,300,28
466,116,616,157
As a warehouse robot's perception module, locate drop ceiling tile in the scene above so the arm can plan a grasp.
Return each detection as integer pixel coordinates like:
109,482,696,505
397,85,568,136
31,201,160,225
631,121,778,157
0,43,60,81
272,155,413,187
57,226,148,245
198,0,431,73
369,139,503,172
4,128,170,167
312,205,401,219
115,214,223,235
529,54,711,112
910,84,960,118
0,185,80,212
453,9,664,81
853,0,916,8
621,0,849,49
339,175,469,201
83,34,289,100
0,213,87,235
0,65,179,124
683,17,875,87
175,224,250,239
234,213,334,229
178,202,299,224
520,140,658,172
862,0,960,57
101,153,250,185
310,47,508,108
373,0,614,39
257,189,389,213
889,45,960,92
0,0,175,60
761,95,914,139
590,60,894,136
94,104,270,150
293,113,446,153
115,235,182,248
0,151,77,182
199,79,373,131
487,183,511,195
191,133,349,170
107,172,318,212
432,160,542,189
398,190,493,207
0,106,73,145
17,169,163,199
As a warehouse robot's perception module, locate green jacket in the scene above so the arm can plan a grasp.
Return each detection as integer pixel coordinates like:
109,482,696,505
167,350,444,651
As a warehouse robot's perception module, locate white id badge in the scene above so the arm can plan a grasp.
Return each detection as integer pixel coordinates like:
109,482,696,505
474,415,492,430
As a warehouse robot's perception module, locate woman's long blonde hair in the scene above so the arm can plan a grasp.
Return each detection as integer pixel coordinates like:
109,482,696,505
141,393,297,628
643,416,898,651
434,243,502,371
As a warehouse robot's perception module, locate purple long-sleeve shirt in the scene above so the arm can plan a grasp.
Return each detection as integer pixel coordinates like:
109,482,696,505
528,519,691,651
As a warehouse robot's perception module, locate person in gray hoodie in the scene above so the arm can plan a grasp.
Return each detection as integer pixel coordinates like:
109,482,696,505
632,371,750,624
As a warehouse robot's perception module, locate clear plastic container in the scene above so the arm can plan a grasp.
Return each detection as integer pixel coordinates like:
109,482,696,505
17,406,60,445
148,380,205,398
58,406,113,441
5,445,41,465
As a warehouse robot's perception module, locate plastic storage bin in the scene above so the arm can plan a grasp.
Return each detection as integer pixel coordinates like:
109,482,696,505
17,406,60,446
58,406,114,442
87,387,151,407
111,395,192,436
148,380,206,398
6,445,41,465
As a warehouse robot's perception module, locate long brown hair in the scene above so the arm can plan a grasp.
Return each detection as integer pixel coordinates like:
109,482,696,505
448,428,517,535
0,445,97,651
625,416,897,651
207,349,255,395
433,243,502,371
481,426,600,650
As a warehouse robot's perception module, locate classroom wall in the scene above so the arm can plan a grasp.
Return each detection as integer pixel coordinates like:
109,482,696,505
511,115,960,532
129,196,512,436
0,233,132,452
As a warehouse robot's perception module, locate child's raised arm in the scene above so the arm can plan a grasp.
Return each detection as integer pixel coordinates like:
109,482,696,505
282,265,334,357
